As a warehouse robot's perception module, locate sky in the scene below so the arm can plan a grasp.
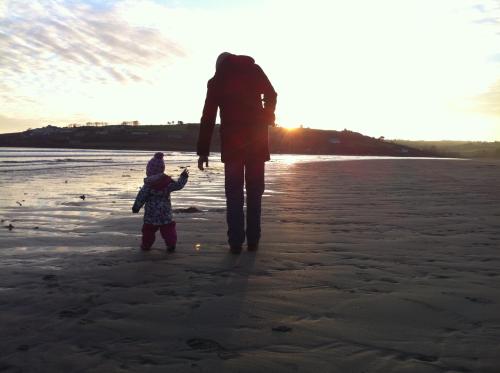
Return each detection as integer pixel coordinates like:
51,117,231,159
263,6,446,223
1,0,500,140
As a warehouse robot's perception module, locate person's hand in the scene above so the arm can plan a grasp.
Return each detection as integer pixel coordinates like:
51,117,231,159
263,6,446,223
181,168,189,178
132,207,139,214
198,156,209,171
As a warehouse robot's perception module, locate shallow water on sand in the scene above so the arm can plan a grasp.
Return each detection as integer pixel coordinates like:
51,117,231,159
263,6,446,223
0,147,447,251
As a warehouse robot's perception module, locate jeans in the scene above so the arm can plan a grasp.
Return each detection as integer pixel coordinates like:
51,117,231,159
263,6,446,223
224,160,265,246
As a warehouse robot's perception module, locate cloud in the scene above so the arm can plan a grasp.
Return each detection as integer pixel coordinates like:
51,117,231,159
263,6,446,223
466,1,500,120
0,0,184,86
475,79,500,116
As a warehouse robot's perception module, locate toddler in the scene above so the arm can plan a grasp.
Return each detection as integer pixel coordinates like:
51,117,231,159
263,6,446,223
132,152,188,252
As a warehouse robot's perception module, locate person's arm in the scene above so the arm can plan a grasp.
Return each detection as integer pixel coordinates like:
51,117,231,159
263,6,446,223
197,79,218,169
132,186,149,213
257,65,277,126
167,169,189,193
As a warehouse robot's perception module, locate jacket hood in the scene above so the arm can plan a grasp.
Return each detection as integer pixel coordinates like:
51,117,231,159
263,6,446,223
144,173,173,191
216,54,255,73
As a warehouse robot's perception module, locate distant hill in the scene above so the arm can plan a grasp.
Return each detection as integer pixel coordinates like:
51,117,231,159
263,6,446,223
393,140,500,159
0,124,437,157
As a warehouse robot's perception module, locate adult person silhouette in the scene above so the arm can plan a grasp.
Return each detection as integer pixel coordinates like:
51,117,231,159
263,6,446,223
197,52,277,254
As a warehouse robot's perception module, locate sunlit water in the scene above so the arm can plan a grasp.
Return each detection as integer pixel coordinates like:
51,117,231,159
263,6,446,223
0,147,440,238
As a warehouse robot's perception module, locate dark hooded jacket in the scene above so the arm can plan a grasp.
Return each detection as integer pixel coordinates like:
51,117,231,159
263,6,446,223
197,54,277,162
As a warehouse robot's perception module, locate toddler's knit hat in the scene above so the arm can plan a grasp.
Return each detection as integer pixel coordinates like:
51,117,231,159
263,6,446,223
146,152,165,176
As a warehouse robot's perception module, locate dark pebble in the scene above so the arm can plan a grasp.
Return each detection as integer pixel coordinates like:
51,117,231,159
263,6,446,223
175,207,202,213
272,325,292,332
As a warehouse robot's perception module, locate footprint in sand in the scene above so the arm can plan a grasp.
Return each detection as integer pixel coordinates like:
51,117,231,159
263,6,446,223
59,307,89,318
78,318,95,325
412,354,439,363
379,277,399,283
42,274,59,288
154,289,178,296
187,338,223,352
97,262,113,267
190,301,201,309
433,274,451,279
102,310,126,320
394,352,438,363
103,282,128,288
186,338,238,360
0,363,21,371
465,296,493,304
135,356,159,365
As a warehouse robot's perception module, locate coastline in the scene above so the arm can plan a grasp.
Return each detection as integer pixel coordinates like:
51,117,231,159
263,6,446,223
0,124,438,157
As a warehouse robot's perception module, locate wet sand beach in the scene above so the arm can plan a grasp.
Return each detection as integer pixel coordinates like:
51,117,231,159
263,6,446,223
1,156,500,372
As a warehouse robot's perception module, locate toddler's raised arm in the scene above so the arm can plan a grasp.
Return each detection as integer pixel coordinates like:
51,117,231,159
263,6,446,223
167,171,189,193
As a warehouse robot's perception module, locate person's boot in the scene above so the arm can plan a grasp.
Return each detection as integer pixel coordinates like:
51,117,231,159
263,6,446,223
229,244,242,254
167,245,176,253
247,242,259,252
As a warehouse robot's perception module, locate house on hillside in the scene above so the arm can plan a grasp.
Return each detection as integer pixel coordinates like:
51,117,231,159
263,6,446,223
86,122,108,127
121,121,140,126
